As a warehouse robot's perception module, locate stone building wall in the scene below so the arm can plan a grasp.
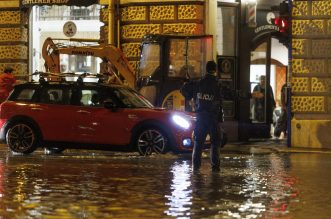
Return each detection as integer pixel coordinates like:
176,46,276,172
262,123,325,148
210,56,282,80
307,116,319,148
0,1,29,79
291,0,331,148
0,0,204,79
100,1,205,72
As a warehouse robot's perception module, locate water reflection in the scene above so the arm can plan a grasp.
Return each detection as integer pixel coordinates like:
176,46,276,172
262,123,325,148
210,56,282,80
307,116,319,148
0,149,329,218
163,154,299,219
229,153,298,218
165,160,227,218
264,154,298,218
165,160,192,217
0,160,4,198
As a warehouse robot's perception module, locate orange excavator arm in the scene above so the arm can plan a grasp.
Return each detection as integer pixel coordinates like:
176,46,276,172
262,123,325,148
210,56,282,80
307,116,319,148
42,37,61,73
42,37,136,88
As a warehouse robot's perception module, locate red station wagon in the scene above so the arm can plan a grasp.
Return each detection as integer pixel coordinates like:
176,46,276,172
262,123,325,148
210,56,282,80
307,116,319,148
0,79,198,156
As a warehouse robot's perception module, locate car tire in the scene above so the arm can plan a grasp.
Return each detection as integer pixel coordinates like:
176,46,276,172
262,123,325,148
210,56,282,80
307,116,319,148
6,122,40,154
44,147,65,155
135,127,169,156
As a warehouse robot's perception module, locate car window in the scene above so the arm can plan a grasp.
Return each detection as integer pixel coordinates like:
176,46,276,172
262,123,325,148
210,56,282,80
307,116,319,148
111,87,153,108
40,88,66,104
14,89,36,101
69,88,101,107
81,89,101,107
49,90,62,102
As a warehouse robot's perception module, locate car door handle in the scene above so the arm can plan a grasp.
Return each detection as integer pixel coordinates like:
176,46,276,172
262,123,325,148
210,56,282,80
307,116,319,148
31,107,43,111
77,110,91,114
128,114,138,119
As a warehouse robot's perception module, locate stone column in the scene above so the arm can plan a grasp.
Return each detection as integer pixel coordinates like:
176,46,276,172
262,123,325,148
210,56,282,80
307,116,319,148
0,0,29,80
291,0,331,148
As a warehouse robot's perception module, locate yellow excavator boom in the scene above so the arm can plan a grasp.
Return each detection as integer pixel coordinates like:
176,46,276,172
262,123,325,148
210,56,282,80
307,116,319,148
42,37,136,88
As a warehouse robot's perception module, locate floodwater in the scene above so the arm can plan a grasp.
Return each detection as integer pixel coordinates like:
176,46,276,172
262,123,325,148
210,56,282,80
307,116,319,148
0,147,330,218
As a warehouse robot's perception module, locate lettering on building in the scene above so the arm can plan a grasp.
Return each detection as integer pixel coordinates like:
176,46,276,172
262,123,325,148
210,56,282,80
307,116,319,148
254,25,279,34
21,0,97,6
22,0,69,4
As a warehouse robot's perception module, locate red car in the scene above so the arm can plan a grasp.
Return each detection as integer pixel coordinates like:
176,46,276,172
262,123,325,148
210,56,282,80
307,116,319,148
0,80,197,156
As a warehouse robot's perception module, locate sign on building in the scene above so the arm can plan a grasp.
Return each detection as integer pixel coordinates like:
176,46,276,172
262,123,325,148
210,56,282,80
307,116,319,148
63,21,77,37
20,0,98,7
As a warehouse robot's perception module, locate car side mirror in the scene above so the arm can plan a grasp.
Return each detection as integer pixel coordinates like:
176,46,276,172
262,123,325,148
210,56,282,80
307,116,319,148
103,100,117,111
148,78,159,85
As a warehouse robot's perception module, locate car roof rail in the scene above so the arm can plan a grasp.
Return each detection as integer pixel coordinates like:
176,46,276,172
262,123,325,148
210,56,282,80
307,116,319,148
30,71,58,85
75,72,112,85
30,70,119,85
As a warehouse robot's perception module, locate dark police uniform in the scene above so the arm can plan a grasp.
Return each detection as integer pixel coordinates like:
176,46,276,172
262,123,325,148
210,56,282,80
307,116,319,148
180,61,222,171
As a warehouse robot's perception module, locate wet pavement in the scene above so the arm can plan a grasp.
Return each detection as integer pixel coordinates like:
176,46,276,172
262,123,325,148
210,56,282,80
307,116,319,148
0,142,331,218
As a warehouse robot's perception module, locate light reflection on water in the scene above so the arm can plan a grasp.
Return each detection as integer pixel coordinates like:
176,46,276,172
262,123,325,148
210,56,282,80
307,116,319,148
164,154,299,219
165,161,192,218
0,150,329,218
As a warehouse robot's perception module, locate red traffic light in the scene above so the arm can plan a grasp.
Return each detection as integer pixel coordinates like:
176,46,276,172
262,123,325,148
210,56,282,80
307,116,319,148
272,17,288,33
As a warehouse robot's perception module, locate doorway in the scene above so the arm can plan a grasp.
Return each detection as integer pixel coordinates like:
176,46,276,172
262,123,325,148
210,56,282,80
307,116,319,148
249,37,288,138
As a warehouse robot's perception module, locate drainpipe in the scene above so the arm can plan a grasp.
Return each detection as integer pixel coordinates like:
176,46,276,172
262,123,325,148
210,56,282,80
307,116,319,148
205,0,217,59
116,0,120,48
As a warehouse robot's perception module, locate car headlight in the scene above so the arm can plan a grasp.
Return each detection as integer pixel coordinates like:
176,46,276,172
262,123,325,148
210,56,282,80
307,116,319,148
172,115,191,129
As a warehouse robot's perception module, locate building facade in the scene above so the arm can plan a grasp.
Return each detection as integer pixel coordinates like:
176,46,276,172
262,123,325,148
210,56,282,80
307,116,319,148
0,0,330,149
291,0,331,149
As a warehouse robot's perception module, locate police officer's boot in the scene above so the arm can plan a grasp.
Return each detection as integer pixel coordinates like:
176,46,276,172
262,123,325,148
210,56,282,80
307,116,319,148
210,145,220,172
192,141,202,171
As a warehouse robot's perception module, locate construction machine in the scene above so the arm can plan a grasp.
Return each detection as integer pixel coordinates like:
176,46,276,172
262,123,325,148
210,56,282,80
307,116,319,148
137,34,213,111
42,37,135,87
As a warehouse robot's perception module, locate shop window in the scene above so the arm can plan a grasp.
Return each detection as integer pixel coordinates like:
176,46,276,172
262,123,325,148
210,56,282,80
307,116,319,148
217,5,238,56
70,8,90,20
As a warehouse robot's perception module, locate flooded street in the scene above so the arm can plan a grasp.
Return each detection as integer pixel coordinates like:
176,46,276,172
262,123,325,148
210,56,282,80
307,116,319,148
0,146,330,218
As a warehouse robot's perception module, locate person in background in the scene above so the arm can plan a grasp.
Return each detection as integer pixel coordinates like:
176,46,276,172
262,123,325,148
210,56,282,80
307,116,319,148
0,66,16,102
251,75,276,137
274,83,288,138
180,60,223,172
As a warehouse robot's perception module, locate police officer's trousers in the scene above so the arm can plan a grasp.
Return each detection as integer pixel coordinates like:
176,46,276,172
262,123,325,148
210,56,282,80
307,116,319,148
192,112,220,171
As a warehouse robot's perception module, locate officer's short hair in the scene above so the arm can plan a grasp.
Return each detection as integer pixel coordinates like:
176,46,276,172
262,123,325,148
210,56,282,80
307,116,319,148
206,61,216,74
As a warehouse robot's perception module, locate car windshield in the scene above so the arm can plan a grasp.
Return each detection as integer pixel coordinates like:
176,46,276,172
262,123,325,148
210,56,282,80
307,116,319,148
111,87,154,108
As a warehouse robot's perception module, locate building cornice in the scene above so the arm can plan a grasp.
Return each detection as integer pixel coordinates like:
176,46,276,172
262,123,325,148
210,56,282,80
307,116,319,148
0,1,19,8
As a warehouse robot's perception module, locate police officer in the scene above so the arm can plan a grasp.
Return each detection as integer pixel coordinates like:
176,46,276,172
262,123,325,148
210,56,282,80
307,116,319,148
181,60,222,172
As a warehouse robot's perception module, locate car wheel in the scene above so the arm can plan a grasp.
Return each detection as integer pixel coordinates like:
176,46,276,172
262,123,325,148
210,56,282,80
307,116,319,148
6,122,39,154
44,147,65,155
136,127,169,156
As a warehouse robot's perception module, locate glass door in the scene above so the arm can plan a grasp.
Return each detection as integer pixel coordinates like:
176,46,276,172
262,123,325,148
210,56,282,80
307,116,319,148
250,37,287,139
250,41,269,123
